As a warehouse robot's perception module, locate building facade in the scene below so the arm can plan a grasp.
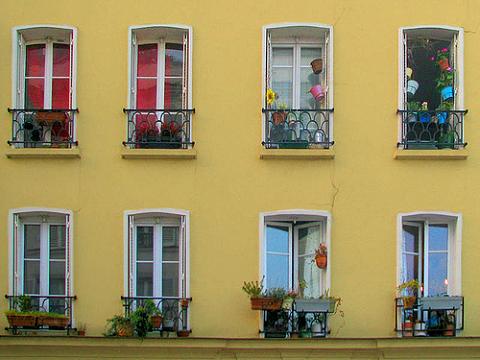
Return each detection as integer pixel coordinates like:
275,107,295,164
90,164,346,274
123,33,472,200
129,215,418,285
1,0,480,358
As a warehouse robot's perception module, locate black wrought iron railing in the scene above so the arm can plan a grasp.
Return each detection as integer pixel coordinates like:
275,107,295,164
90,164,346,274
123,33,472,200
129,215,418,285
262,108,333,149
261,300,336,338
397,109,467,149
8,108,78,148
395,296,464,337
123,109,194,149
121,296,191,334
5,294,76,334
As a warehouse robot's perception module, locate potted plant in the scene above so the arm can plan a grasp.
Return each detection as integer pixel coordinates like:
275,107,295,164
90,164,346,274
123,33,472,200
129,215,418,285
295,289,341,313
282,290,297,310
435,100,453,125
314,243,327,269
144,299,163,329
272,102,288,126
309,84,325,101
310,58,323,74
406,101,421,123
443,313,456,336
104,315,133,337
397,279,420,309
177,329,191,337
436,47,451,72
242,278,285,311
407,79,419,99
436,70,454,102
180,298,189,309
77,322,86,336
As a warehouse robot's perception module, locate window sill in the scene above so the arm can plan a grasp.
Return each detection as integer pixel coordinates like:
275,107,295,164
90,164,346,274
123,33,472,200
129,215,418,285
260,148,334,160
121,148,197,159
394,149,468,160
5,148,81,159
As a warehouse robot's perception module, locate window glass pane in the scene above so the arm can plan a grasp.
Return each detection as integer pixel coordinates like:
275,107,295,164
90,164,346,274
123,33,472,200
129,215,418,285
137,44,158,77
266,225,289,253
298,226,321,256
136,79,157,109
266,254,289,289
162,263,179,296
271,67,293,108
25,79,45,109
52,78,70,108
300,47,321,66
24,260,40,294
24,225,41,258
272,48,293,66
164,78,183,109
53,44,70,77
137,263,153,296
403,253,419,282
165,43,183,77
428,253,448,296
49,225,66,260
429,224,448,251
300,68,321,109
163,227,179,261
137,226,154,261
403,225,420,253
49,260,65,295
26,44,45,77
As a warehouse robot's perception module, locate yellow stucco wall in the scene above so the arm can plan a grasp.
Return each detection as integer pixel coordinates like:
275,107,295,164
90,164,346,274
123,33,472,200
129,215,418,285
1,0,480,349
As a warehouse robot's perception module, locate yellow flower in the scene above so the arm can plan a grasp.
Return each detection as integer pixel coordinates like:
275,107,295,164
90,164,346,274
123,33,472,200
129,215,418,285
266,88,276,106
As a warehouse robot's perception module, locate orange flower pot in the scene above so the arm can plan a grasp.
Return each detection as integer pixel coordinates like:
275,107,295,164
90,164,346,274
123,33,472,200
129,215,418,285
315,254,327,269
250,297,283,311
438,58,450,71
310,58,323,74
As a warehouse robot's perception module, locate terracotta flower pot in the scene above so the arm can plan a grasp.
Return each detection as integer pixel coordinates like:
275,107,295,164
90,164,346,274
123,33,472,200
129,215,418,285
150,315,163,329
38,315,69,328
315,254,327,269
6,314,37,327
310,58,323,74
117,324,133,337
403,321,413,336
402,296,416,309
177,330,190,337
438,58,450,71
180,299,189,309
272,111,287,125
35,112,66,123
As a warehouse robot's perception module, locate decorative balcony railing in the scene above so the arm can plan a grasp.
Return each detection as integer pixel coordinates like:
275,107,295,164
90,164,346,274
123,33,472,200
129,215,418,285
8,108,78,148
262,108,334,149
121,296,191,335
260,299,337,338
123,109,194,149
5,294,76,334
395,296,464,337
397,109,467,149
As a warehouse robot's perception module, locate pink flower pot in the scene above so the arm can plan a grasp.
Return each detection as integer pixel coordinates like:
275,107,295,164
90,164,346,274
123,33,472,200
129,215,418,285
310,85,325,101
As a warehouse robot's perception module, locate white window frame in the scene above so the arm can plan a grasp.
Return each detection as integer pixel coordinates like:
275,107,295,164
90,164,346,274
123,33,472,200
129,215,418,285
397,211,462,296
262,23,334,142
123,209,190,300
8,208,74,318
397,26,464,145
12,25,78,110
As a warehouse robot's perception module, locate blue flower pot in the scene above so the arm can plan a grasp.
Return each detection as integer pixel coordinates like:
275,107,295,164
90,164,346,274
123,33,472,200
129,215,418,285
419,112,431,123
441,86,454,101
437,111,448,124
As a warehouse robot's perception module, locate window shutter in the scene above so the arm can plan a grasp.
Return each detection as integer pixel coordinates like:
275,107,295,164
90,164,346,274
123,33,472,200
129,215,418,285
65,214,71,297
402,31,408,109
128,215,135,297
13,214,19,295
130,32,137,108
265,30,272,107
180,216,186,298
182,31,189,109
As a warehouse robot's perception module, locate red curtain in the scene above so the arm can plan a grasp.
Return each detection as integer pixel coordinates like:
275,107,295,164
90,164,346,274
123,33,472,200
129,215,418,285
25,44,46,109
52,44,71,109
136,44,158,140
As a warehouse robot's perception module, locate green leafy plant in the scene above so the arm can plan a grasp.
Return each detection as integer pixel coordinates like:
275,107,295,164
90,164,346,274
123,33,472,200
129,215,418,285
15,295,33,312
144,299,162,316
264,287,287,300
407,101,422,111
131,306,151,338
436,100,453,112
104,315,133,337
436,71,454,91
242,277,265,299
397,279,420,296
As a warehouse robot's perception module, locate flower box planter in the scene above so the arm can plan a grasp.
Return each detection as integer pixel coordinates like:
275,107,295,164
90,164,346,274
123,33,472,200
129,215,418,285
250,297,283,311
6,313,37,327
278,140,309,149
419,296,463,310
177,330,191,337
37,314,69,329
35,112,66,123
295,299,334,313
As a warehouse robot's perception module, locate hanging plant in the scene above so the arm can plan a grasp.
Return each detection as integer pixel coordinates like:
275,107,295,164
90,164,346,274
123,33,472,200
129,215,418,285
314,243,328,269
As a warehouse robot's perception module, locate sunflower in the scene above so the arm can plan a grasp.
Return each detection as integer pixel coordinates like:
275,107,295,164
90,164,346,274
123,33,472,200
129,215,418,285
266,88,276,106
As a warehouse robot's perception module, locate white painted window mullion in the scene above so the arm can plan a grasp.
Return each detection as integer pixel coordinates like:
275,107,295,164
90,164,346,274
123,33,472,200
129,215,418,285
45,41,53,109
158,40,166,109
155,224,163,298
